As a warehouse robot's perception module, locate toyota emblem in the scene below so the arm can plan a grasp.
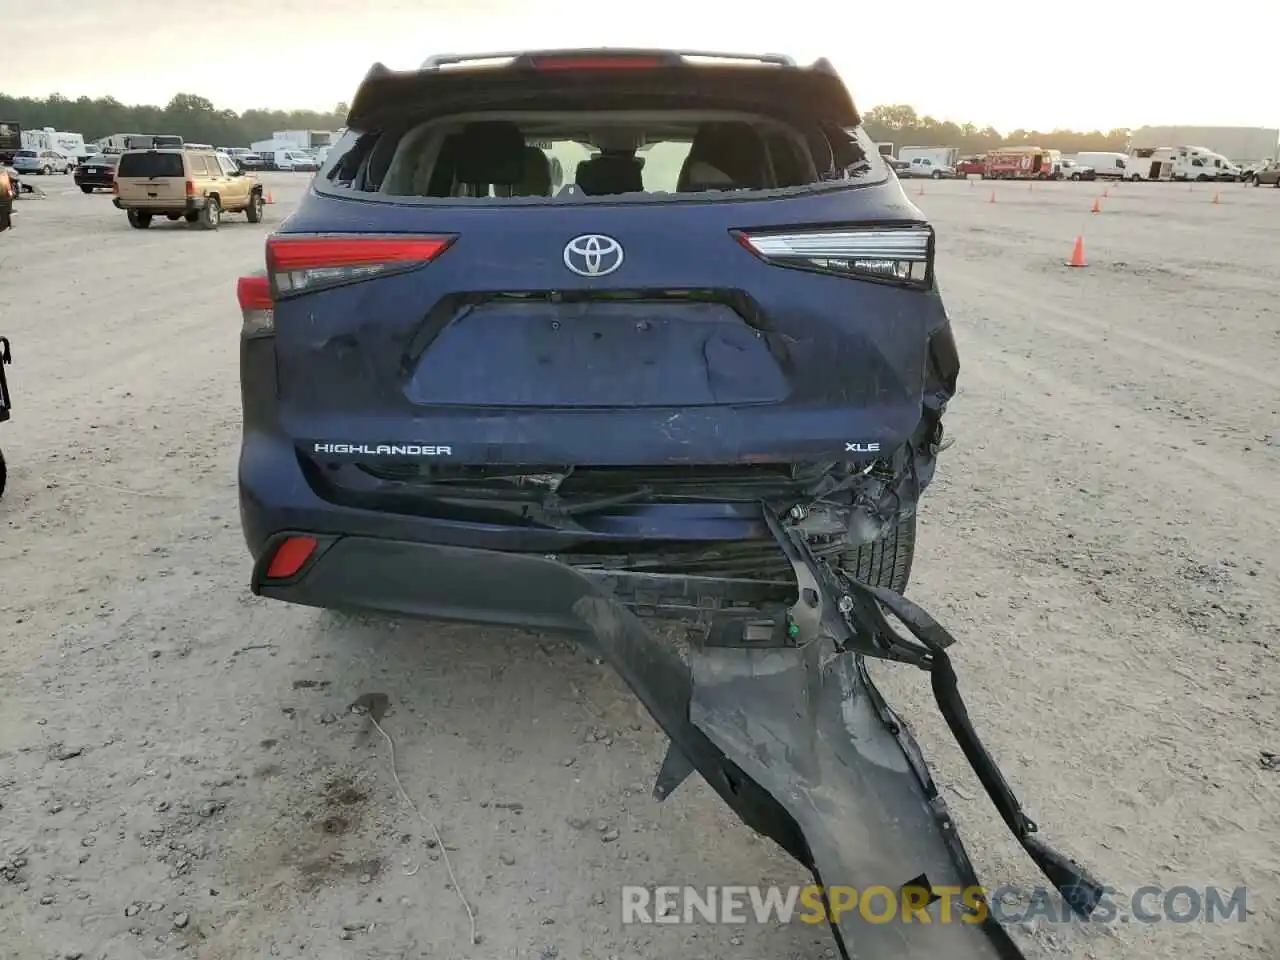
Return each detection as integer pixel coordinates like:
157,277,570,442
563,234,624,277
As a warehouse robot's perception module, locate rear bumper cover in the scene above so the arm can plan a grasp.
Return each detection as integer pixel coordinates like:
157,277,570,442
253,531,607,631
113,196,207,211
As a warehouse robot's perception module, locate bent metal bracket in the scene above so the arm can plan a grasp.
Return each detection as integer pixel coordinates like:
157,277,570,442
571,504,1105,959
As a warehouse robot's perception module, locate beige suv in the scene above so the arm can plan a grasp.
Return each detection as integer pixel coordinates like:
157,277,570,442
113,146,264,230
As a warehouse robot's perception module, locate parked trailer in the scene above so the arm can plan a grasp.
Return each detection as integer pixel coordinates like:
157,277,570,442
0,120,19,164
984,146,1055,180
1126,147,1175,181
96,134,184,154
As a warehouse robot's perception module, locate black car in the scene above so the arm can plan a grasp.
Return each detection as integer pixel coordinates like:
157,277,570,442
236,47,956,629
73,154,119,193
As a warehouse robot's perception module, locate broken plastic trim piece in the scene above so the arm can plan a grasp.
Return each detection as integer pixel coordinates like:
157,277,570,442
571,502,1103,959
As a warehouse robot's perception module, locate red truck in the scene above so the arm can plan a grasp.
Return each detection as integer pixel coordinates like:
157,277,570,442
954,156,986,177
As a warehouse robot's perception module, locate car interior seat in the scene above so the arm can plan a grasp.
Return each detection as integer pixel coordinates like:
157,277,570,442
574,151,645,195
451,121,527,197
677,122,769,192
513,146,553,197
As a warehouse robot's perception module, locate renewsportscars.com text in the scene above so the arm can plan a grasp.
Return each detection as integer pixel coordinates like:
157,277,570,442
621,884,1248,926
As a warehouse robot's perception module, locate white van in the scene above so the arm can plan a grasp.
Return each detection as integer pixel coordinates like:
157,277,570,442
1075,152,1130,180
273,149,319,172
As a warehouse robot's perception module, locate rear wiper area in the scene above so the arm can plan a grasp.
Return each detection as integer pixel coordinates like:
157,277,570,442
570,503,1104,960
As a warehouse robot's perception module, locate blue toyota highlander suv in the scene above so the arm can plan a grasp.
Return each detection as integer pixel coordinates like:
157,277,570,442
236,49,958,630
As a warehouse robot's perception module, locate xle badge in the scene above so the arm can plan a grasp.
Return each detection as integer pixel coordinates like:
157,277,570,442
845,442,881,453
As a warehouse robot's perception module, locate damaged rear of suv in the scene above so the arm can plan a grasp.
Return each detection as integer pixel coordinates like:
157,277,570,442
238,49,957,625
238,50,1107,959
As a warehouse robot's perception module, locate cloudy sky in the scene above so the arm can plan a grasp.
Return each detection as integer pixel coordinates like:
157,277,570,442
6,0,1277,132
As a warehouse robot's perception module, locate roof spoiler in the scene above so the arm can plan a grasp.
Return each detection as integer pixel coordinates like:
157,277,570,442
347,52,855,128
417,49,803,70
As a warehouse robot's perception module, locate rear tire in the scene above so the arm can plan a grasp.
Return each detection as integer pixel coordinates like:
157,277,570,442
41,166,51,176
198,197,220,230
79,185,93,194
0,447,6,500
838,510,917,594
126,209,152,229
185,211,199,223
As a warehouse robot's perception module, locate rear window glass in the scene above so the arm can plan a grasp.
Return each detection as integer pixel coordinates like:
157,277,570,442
322,112,881,202
17,151,36,158
118,152,185,177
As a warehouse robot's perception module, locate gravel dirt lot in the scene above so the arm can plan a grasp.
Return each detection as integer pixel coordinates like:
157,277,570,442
1,171,1277,960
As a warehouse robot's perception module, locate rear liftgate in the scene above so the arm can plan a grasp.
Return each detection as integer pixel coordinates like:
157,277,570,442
572,505,1104,959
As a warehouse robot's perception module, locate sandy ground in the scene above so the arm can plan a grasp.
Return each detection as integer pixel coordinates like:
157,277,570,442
0,171,1277,960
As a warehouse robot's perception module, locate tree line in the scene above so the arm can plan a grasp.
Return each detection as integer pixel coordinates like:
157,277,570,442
1,92,1129,155
862,105,1129,156
0,93,348,146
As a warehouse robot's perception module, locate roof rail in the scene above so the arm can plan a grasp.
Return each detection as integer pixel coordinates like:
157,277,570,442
418,49,798,70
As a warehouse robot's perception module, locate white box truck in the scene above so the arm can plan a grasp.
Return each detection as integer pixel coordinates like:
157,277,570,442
897,146,959,169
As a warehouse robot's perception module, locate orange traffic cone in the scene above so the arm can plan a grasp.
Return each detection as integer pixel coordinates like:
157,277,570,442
1067,236,1087,268
1212,191,1221,205
1091,197,1101,214
917,183,925,196
988,190,997,203
266,191,275,205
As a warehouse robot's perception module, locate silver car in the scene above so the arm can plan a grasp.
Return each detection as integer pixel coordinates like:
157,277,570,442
11,149,72,175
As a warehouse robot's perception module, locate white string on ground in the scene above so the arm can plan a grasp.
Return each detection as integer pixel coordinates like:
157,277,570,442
368,713,479,945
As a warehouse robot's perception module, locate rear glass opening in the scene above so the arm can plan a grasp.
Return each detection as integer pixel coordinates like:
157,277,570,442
321,109,883,203
117,152,185,178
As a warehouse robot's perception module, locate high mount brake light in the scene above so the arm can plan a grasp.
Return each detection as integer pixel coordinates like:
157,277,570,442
529,56,664,70
237,274,274,337
265,235,455,296
735,225,934,288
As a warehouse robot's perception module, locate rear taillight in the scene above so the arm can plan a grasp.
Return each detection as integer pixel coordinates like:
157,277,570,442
185,179,195,196
735,225,934,288
237,274,274,337
265,234,455,297
111,181,119,194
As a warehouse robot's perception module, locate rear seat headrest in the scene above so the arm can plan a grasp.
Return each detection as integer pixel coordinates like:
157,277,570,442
514,146,552,196
575,153,645,196
678,122,767,191
454,121,526,185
